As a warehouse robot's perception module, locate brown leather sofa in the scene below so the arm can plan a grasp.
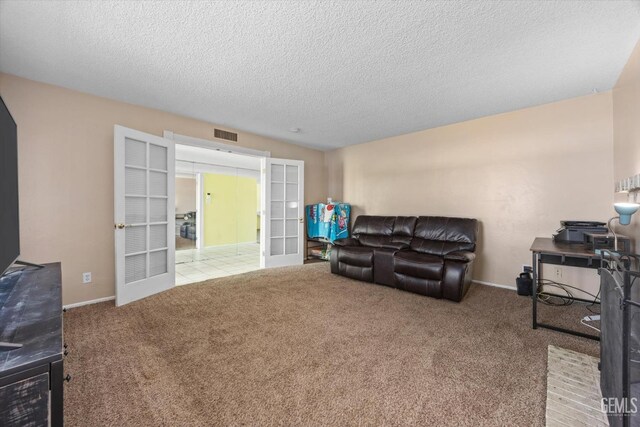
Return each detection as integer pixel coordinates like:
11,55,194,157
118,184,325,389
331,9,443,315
330,215,478,302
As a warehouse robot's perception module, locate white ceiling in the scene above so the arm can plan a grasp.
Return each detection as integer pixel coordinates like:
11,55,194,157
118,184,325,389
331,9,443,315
1,1,639,150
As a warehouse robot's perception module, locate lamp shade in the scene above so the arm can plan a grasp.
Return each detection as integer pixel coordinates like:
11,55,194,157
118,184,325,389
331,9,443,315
614,202,640,225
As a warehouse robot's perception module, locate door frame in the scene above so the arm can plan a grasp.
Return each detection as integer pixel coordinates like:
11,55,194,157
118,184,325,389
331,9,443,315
165,131,269,264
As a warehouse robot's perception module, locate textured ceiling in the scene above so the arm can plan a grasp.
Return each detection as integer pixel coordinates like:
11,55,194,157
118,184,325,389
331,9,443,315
1,1,639,150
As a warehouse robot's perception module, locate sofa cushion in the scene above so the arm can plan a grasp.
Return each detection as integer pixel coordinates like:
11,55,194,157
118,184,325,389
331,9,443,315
337,246,374,267
391,216,417,246
339,264,373,283
410,216,478,256
394,274,442,298
358,235,393,248
394,251,444,280
352,216,395,237
333,237,360,247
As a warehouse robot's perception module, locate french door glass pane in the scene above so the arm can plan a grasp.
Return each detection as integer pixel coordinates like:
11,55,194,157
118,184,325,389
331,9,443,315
286,165,298,183
125,138,146,167
150,250,168,277
126,226,146,254
126,197,146,224
271,237,284,255
150,171,168,196
285,183,297,201
271,220,284,238
270,201,284,219
271,182,284,201
272,164,284,182
285,219,297,237
150,198,167,222
125,168,146,195
285,202,298,219
125,253,147,284
150,224,167,250
149,144,168,170
285,237,298,254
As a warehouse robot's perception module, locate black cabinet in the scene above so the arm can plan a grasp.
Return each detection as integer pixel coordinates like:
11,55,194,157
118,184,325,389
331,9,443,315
0,263,64,426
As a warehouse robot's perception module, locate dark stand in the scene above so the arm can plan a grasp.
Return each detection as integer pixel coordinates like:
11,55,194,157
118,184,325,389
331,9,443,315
600,254,640,427
0,263,64,426
13,260,45,269
0,342,23,351
530,237,601,341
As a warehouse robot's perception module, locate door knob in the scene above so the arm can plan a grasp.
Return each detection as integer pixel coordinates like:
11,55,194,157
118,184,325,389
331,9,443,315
115,223,126,229
64,374,71,382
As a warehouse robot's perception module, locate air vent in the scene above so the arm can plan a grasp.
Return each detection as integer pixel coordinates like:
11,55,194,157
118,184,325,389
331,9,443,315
214,129,238,142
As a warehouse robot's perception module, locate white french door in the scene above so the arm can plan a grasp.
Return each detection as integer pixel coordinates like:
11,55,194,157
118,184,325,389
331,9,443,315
261,158,305,268
114,125,175,306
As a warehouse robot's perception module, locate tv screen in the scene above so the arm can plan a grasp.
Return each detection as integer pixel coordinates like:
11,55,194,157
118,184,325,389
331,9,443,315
0,95,19,276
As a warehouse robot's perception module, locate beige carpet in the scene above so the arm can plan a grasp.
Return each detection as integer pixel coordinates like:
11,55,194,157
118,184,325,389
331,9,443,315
63,263,598,426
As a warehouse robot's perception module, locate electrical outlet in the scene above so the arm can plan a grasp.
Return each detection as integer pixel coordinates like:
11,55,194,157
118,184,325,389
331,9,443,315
82,272,92,284
554,267,562,279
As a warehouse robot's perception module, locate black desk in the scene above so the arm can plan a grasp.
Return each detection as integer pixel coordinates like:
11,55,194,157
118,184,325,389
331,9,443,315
0,263,64,426
530,238,600,341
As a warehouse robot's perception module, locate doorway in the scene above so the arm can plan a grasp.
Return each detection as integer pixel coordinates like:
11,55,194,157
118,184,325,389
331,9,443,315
174,144,261,285
114,126,305,306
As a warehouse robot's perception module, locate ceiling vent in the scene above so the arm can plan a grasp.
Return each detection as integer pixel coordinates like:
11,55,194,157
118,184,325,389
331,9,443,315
214,128,238,142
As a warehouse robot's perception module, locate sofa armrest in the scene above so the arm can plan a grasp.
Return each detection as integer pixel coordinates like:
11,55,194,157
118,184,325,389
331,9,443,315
333,237,360,247
444,251,476,262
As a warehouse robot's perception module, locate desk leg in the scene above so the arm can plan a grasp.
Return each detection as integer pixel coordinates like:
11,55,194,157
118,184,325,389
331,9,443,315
532,251,538,329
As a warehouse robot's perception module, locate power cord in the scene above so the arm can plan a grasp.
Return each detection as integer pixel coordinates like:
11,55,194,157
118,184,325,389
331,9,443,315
580,315,601,333
536,279,575,306
536,278,601,306
536,277,604,333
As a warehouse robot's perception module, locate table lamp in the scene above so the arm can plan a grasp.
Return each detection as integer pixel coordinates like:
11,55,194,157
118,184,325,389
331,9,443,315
608,202,640,251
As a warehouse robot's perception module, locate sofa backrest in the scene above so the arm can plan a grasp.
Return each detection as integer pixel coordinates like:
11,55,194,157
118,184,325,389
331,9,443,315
410,216,478,256
352,215,418,247
352,216,395,247
392,216,418,246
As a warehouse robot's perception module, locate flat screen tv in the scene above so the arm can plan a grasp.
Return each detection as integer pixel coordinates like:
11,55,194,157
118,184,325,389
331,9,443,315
0,95,19,277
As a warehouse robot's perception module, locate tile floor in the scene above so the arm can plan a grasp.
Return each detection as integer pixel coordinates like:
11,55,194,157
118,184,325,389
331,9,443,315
175,242,260,285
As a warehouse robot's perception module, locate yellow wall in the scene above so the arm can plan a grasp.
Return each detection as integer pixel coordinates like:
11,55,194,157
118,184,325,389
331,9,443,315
613,38,640,252
0,73,326,305
203,174,258,246
325,92,614,293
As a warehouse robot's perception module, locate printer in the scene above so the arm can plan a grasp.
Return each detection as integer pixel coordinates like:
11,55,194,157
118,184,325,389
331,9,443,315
552,220,608,243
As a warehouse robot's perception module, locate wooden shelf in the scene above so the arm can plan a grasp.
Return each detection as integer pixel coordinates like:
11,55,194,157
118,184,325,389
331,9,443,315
306,237,330,261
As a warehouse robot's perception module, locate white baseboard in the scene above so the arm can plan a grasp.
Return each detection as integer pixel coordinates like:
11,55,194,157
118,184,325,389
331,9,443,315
63,295,115,310
472,280,516,291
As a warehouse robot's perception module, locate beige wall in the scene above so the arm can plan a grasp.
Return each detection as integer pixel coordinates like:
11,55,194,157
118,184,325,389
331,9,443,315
325,93,614,291
613,39,640,252
175,177,196,214
0,73,326,305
